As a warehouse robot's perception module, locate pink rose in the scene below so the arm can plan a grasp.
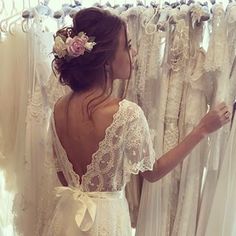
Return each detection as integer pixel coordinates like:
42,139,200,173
66,36,88,57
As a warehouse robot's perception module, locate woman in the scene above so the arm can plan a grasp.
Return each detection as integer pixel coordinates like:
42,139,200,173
44,7,231,236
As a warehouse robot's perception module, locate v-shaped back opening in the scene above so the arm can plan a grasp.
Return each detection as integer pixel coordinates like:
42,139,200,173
51,99,126,186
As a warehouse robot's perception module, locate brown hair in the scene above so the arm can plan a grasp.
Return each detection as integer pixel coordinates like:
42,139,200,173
52,7,131,116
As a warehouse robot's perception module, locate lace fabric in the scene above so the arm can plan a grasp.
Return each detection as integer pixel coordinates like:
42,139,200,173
160,14,190,236
43,99,155,235
204,3,226,74
51,99,155,192
12,18,56,236
172,46,212,236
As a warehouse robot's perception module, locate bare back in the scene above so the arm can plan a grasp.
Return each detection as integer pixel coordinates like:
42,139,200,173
53,91,121,181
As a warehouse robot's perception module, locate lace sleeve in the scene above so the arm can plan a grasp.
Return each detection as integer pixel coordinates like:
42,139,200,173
123,104,156,176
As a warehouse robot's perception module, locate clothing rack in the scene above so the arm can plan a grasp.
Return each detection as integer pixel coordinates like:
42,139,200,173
0,0,230,35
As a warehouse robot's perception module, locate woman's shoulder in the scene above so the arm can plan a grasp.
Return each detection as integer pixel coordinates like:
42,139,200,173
92,98,144,129
121,99,145,117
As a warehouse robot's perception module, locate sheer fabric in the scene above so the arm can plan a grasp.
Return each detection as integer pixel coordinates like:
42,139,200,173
196,4,233,235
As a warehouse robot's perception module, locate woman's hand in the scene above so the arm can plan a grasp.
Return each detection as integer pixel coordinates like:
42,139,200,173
196,102,231,137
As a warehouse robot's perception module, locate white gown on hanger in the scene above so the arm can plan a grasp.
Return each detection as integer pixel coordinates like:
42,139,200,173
0,24,30,235
204,120,236,236
11,13,58,236
136,7,182,236
135,7,166,236
203,6,236,232
42,100,156,236
196,4,232,235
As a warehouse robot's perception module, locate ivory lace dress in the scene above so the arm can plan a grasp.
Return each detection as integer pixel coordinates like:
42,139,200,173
42,99,155,236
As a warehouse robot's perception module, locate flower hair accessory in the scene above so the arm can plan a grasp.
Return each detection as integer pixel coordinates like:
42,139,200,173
53,32,96,59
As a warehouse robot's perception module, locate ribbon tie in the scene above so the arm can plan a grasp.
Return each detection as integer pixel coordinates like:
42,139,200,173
55,186,97,232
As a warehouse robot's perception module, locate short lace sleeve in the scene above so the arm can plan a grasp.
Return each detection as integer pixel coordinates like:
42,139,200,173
123,102,156,176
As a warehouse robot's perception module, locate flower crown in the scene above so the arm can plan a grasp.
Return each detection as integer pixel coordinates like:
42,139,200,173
53,31,96,59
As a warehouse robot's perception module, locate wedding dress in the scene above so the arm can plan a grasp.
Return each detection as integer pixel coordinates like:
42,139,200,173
135,7,168,236
0,24,30,235
203,42,236,236
204,116,236,236
11,13,58,236
0,25,29,188
201,5,236,234
163,16,190,236
156,8,190,235
42,99,156,236
136,7,182,236
172,18,213,235
119,6,145,103
196,3,232,235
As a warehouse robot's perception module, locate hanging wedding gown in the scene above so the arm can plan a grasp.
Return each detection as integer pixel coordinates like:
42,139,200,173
172,18,213,235
196,3,232,235
136,7,182,236
204,117,236,236
203,39,236,236
0,24,30,235
120,6,146,229
198,3,236,235
42,99,156,236
161,10,191,235
11,12,59,236
135,6,168,236
0,25,29,189
119,5,146,102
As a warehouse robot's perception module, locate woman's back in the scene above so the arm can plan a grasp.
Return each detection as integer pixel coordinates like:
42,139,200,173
51,94,155,192
53,92,121,181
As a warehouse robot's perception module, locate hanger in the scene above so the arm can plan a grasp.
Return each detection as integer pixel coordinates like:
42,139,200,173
21,8,35,33
0,0,20,32
35,2,52,16
61,3,73,15
201,2,210,21
68,2,82,18
124,3,133,9
20,0,52,32
55,2,75,25
74,0,82,7
157,4,170,31
10,0,18,16
144,6,160,34
0,0,5,15
210,0,216,5
105,1,112,7
137,0,145,6
171,1,180,9
187,0,195,5
8,0,28,35
0,12,22,33
150,1,159,8
43,0,50,6
53,10,64,28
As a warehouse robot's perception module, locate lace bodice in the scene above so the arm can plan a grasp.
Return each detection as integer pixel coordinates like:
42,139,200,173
50,99,155,192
